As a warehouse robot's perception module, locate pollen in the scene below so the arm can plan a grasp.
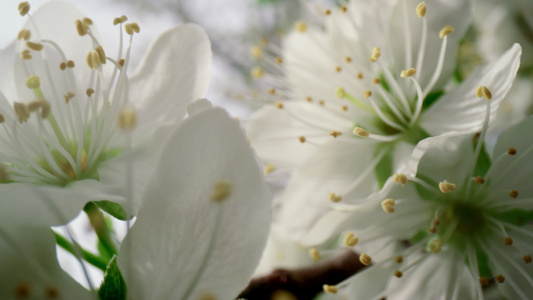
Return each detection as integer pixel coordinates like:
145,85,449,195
393,173,408,186
250,45,263,59
268,88,276,95
211,180,232,202
305,96,312,102
26,41,44,51
59,62,67,70
509,190,519,198
353,127,369,137
364,90,372,98
504,237,513,246
523,254,532,264
309,248,321,261
381,198,396,213
18,2,30,16
95,45,106,65
295,21,308,33
342,105,348,112
416,2,426,18
318,100,325,106
496,275,505,283
323,285,338,294
298,136,306,143
17,29,31,41
395,256,403,263
508,147,517,155
329,131,342,138
429,239,442,253
275,101,283,109
336,87,346,98
82,17,93,25
369,47,381,62
25,75,41,89
360,253,372,266
251,67,264,79
394,270,403,278
86,50,102,70
439,25,454,38
75,19,89,36
475,176,485,184
439,182,456,193
263,163,276,175
118,108,137,130
479,277,489,286
344,232,359,247
400,68,416,78
328,193,342,203
46,285,60,298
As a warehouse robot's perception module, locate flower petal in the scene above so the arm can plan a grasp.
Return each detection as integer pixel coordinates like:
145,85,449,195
0,42,16,101
118,105,272,299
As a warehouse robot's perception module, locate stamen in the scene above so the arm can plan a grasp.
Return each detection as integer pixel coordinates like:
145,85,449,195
75,19,89,36
118,59,125,67
357,72,363,79
15,282,31,297
251,67,264,79
59,62,67,70
335,66,342,73
124,23,140,35
373,78,381,84
509,190,519,198
523,254,532,264
353,127,369,137
416,2,426,18
369,47,381,62
394,270,403,278
211,180,232,202
298,136,306,143
329,193,342,203
86,50,101,70
86,88,95,97
329,131,342,138
275,101,283,109
118,108,136,130
475,86,492,100
275,57,283,64
359,253,372,266
95,45,106,65
263,163,276,175
344,232,358,247
113,15,128,25
429,239,442,253
26,41,44,51
479,277,489,287
475,176,485,184
324,9,332,16
381,198,395,213
82,17,93,26
508,147,517,155
439,25,454,39
28,99,50,118
18,2,30,16
250,45,263,59
21,49,32,60
46,286,60,298
363,90,372,98
66,60,75,68
341,6,347,13
496,275,505,283
395,256,403,263
400,68,416,78
504,237,513,246
309,248,321,261
438,182,456,193
345,56,352,63
393,173,408,186
323,285,338,294
0,114,4,123
17,29,31,41
14,102,30,123
295,21,308,33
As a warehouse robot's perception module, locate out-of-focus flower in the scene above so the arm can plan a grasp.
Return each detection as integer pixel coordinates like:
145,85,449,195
246,0,521,240
117,100,272,300
305,112,533,299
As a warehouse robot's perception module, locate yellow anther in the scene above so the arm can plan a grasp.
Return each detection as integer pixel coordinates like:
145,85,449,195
0,113,4,123
336,87,346,98
345,56,352,63
86,88,95,97
275,101,283,109
95,45,106,65
364,90,372,98
17,29,31,41
118,108,137,130
359,253,372,266
251,67,264,79
329,130,342,138
429,239,442,253
67,60,75,68
28,99,50,118
309,248,321,261
344,232,358,247
264,163,276,175
369,46,381,62
318,100,325,106
322,285,338,294
295,21,308,33
439,25,454,38
508,147,517,155
475,86,484,98
394,270,403,278
129,22,140,33
357,72,364,79
75,19,89,36
509,190,519,198
342,105,348,112
250,45,263,59
14,102,30,123
113,17,122,25
18,2,30,16
211,180,232,202
275,57,283,64
477,86,492,100
373,78,381,84
124,23,134,35
479,277,489,286
416,2,426,18
86,50,101,70
353,127,369,137
395,256,403,263
118,59,125,67
120,15,128,23
324,9,331,16
475,176,485,184
400,68,416,78
523,254,532,264
59,62,67,70
335,66,342,73
25,75,40,89
496,275,505,283
21,50,32,60
381,198,396,213
341,6,347,13
439,182,456,193
268,88,276,95
393,173,408,186
298,136,306,143
504,237,513,246
305,96,312,102
328,193,342,203
82,17,93,25
26,41,43,51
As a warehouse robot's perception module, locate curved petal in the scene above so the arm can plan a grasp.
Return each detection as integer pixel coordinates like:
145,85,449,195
118,105,272,300
420,44,521,136
0,42,16,101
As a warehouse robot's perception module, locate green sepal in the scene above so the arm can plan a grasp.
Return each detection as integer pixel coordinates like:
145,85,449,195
94,200,132,221
98,255,126,300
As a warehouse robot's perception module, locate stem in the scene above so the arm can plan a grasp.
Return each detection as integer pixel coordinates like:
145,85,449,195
54,231,109,271
84,202,119,259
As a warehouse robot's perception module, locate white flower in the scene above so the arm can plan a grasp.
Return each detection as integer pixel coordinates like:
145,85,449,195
116,100,272,299
246,0,521,240
305,113,533,299
0,1,211,222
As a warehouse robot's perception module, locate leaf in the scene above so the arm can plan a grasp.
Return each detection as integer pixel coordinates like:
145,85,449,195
94,200,132,221
99,256,126,300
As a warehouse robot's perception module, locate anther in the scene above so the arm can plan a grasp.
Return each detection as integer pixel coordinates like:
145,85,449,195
14,102,29,123
341,6,347,13
113,15,128,25
129,22,140,33
508,147,517,155
395,256,403,263
211,180,232,202
250,45,263,59
359,253,372,266
353,127,369,137
369,47,381,62
25,75,40,89
264,163,276,175
275,101,283,109
429,239,442,253
342,105,348,112
504,237,513,246
523,254,532,264
298,136,306,143
305,96,312,102
329,131,342,138
479,277,489,286
416,2,426,18
251,67,264,79
394,270,403,278
275,57,283,64
86,88,95,97
345,56,352,62
357,72,363,79
28,99,50,118
118,108,137,130
26,41,44,51
364,90,372,98
268,88,276,95
373,78,381,84
322,285,338,294
309,248,321,261
475,86,492,100
0,113,4,123
95,45,106,65
75,19,89,36
438,182,456,193
82,17,93,25
335,66,342,73
59,62,67,70
46,285,60,298
393,173,408,186
21,49,32,60
86,50,101,70
336,87,346,98
509,190,519,198
439,25,454,38
15,282,31,298
344,232,358,247
328,193,342,203
118,59,125,67
67,60,75,68
325,9,331,16
496,275,505,283
381,198,395,214
17,29,31,41
295,21,308,33
318,100,325,106
475,176,485,184
400,68,416,78
120,15,128,23
18,2,30,16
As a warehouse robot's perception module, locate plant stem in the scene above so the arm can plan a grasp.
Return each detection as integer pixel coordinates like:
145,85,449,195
54,231,109,271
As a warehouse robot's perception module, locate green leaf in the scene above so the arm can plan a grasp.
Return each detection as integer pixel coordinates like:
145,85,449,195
94,200,132,221
99,256,126,300
374,145,394,189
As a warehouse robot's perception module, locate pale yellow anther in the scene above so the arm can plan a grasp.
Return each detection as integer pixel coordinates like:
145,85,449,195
129,22,140,33
364,90,372,98
329,131,342,138
336,87,346,98
275,57,283,64
298,136,306,143
319,100,324,105
335,66,342,73
75,19,89,36
28,99,50,118
263,163,276,175
394,270,403,278
26,41,43,51
295,21,308,33
481,86,492,100
504,237,513,246
509,190,519,198
18,2,30,16
95,45,106,65
86,50,101,70
113,17,122,25
17,29,31,41
124,23,134,35
86,88,95,97
523,254,532,264
67,60,75,68
120,15,128,23
395,256,403,263
250,45,263,59
475,86,484,98
360,253,372,266
353,127,369,137
381,198,396,213
429,239,442,253
117,108,137,130
344,232,358,247
211,180,232,202
329,193,342,203
400,68,416,78
508,147,517,155
21,49,32,60
275,101,283,109
25,75,40,90
496,275,505,283
322,285,338,294
393,173,408,186
82,17,93,25
369,47,381,62
439,25,454,39
309,248,321,261
14,102,30,123
438,182,456,193
416,2,426,18
251,67,264,79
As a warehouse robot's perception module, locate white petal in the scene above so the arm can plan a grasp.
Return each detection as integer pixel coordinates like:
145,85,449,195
0,42,16,101
118,107,272,300
420,44,522,136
